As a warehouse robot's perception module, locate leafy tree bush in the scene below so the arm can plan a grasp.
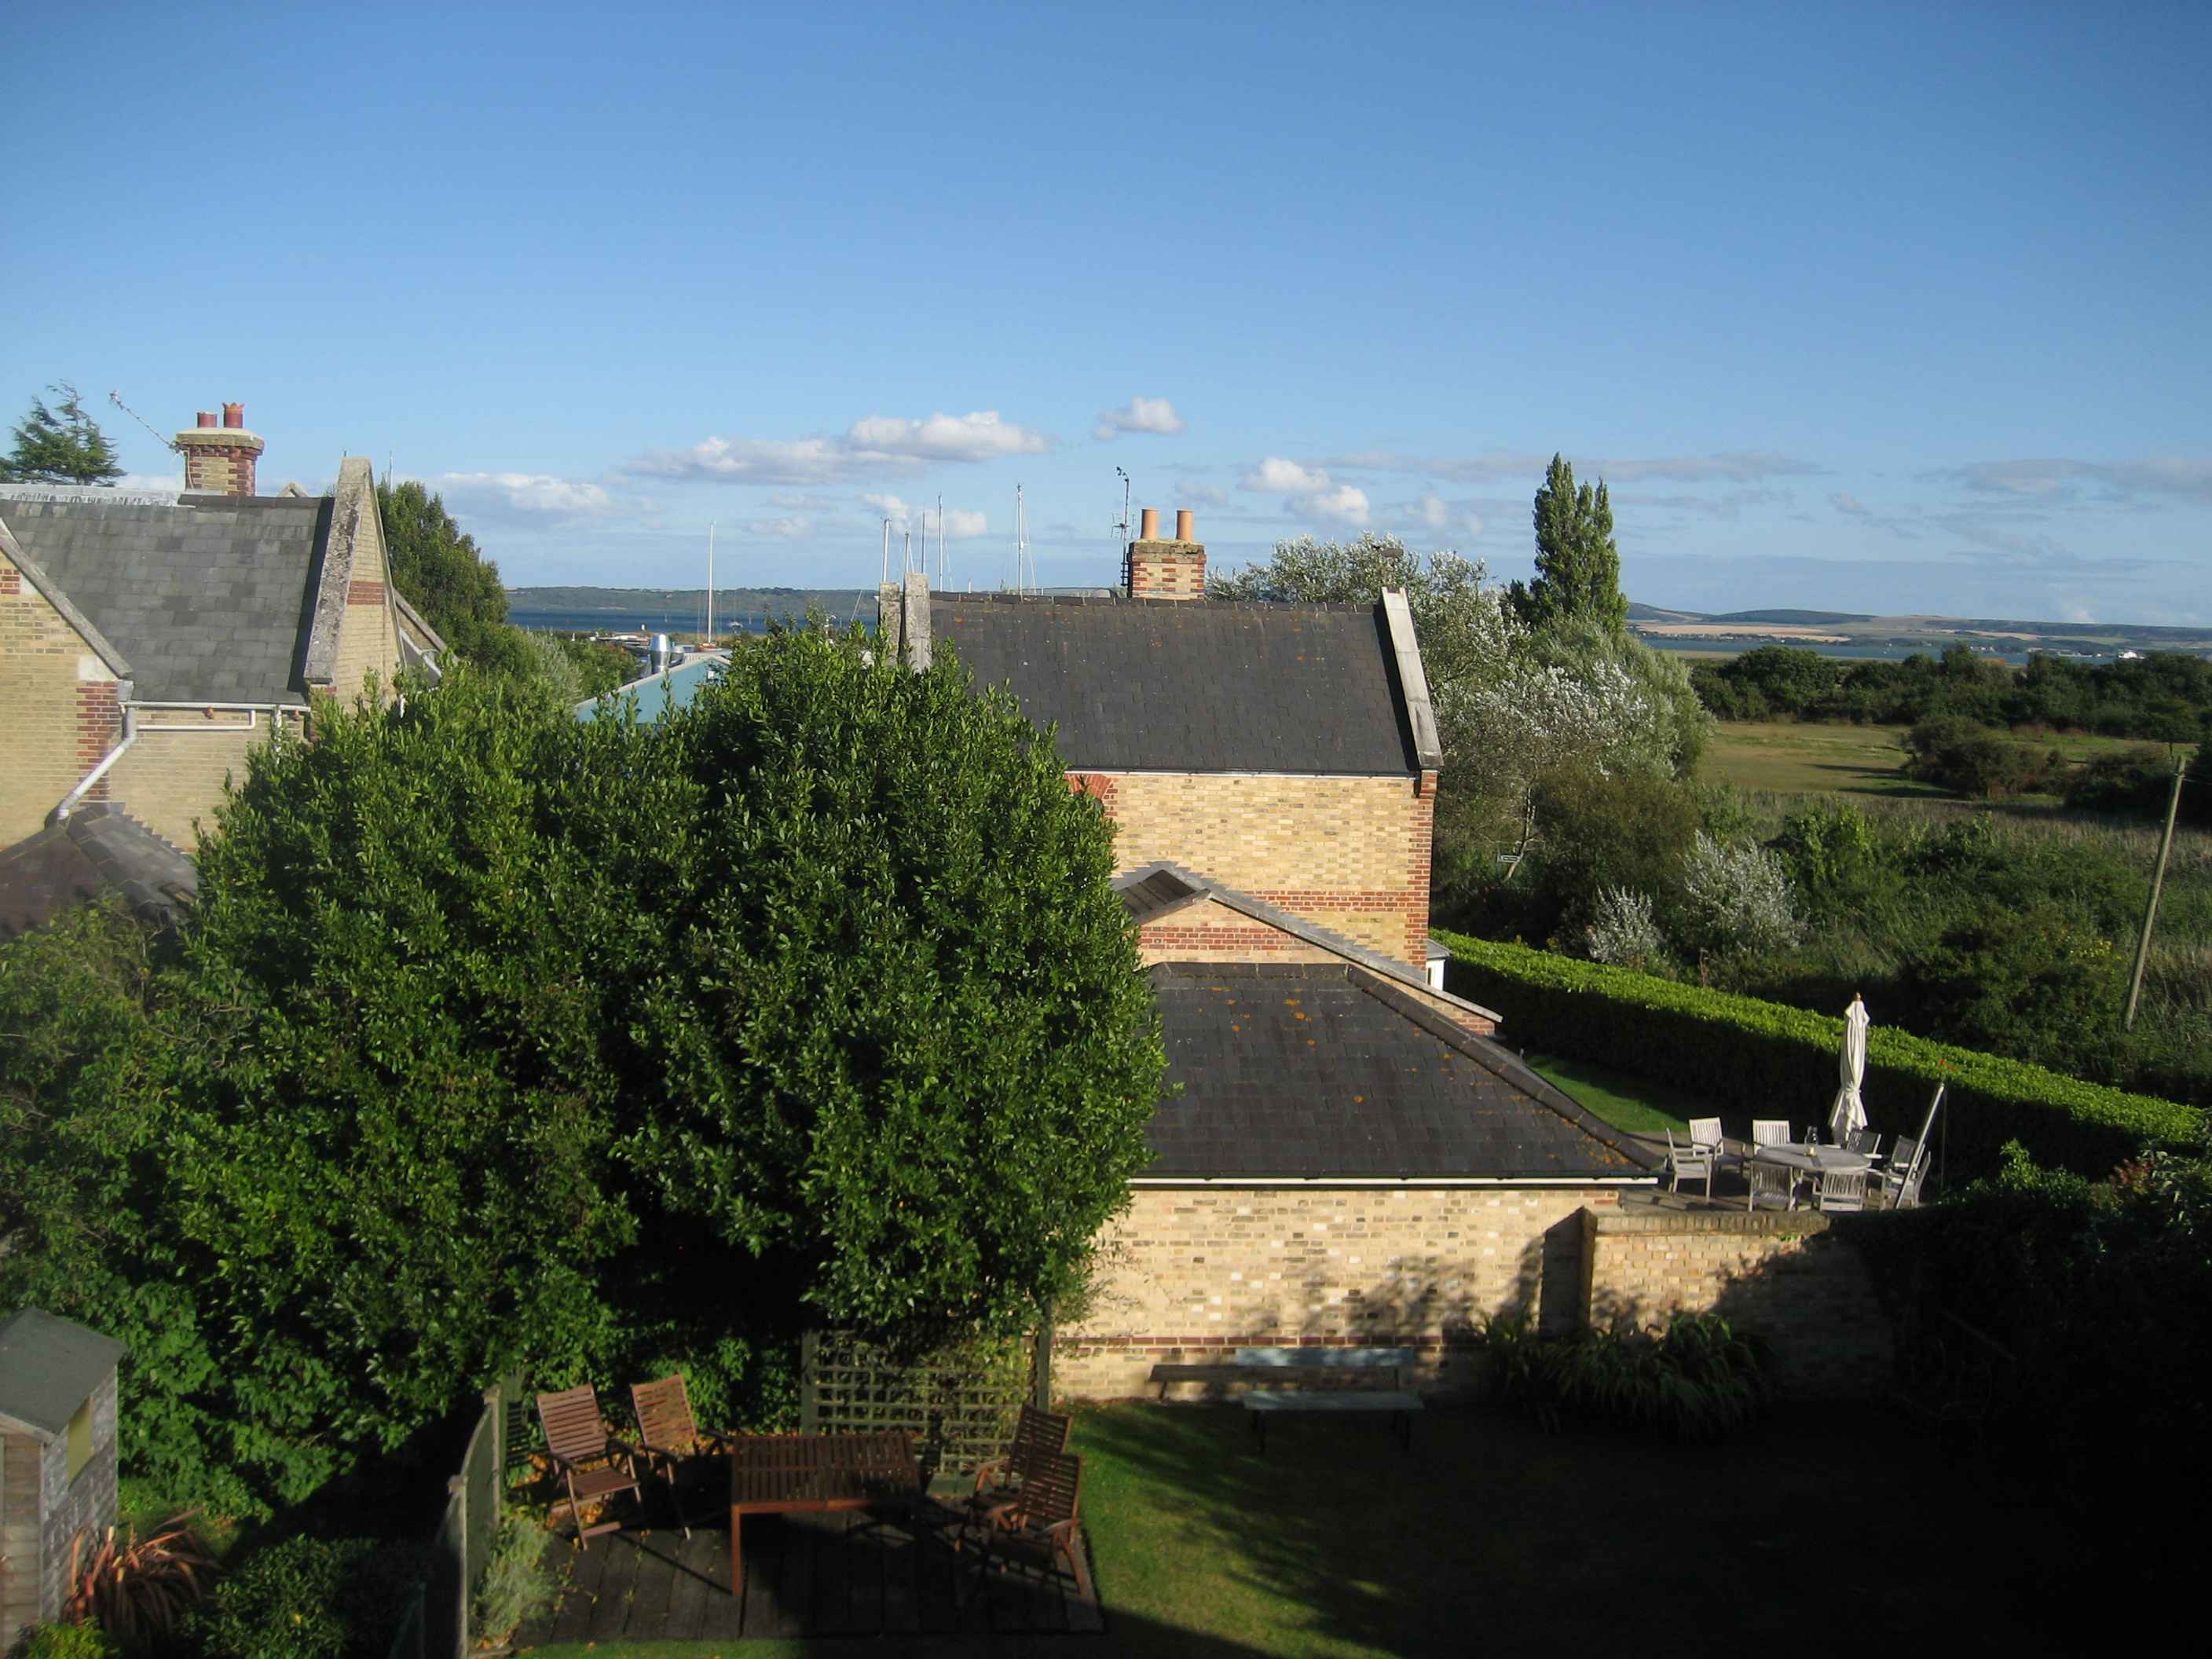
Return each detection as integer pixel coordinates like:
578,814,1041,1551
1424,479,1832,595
1476,1312,1772,1441
1524,767,1701,939
1895,906,2126,1076
1,383,123,485
1581,887,1671,974
190,1536,432,1659
1770,800,1882,921
1675,833,1802,966
1902,714,2068,797
0,635,1163,1512
8,1624,119,1659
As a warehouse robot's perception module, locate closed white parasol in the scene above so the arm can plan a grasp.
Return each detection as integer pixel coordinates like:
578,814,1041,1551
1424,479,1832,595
1828,993,1870,1142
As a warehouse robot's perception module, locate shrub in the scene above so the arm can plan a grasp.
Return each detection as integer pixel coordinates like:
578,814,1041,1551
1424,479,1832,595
1902,716,2059,798
1582,888,1670,973
1675,833,1802,965
1476,1312,1772,1441
1437,930,2202,1177
64,1515,218,1646
8,1624,119,1659
471,1514,557,1645
192,1536,432,1659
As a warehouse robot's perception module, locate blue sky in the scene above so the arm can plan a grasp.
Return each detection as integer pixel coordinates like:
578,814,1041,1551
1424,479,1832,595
11,2,2210,622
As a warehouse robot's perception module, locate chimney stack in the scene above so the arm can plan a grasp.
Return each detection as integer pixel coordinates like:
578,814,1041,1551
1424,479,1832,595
177,401,264,496
1123,506,1207,601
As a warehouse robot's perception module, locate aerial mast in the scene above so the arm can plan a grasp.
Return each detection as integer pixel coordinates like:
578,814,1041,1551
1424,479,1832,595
705,522,716,643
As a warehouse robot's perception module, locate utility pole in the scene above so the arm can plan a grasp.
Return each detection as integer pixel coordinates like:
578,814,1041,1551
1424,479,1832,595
2123,755,2190,1031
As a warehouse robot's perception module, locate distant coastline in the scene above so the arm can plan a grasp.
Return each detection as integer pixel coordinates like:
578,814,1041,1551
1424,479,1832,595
507,588,2212,661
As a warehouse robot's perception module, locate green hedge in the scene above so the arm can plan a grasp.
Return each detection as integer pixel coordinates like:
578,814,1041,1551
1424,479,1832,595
1437,931,2201,1179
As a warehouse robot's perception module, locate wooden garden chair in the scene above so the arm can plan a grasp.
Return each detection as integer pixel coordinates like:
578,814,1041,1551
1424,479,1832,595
628,1373,738,1537
961,1402,1072,1530
535,1385,643,1549
962,1448,1093,1606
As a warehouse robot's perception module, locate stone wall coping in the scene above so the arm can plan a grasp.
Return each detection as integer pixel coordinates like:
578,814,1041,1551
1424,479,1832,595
1587,1207,1833,1238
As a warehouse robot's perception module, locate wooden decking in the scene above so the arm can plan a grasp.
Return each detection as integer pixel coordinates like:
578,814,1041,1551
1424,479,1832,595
518,1504,1104,1643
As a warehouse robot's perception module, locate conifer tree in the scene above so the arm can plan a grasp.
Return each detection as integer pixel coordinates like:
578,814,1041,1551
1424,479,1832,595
1509,453,1628,634
1,383,125,485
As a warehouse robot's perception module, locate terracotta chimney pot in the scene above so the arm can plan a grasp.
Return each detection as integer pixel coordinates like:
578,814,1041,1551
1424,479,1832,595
222,402,244,429
1139,506,1159,540
196,412,218,428
1174,508,1195,542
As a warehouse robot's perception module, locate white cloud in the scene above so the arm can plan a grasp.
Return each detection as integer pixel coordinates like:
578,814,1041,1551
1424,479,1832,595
736,517,811,540
1327,449,1823,485
859,493,984,539
111,471,183,492
1241,456,1332,495
1093,396,1186,441
1463,511,1485,537
1240,456,1370,526
768,491,840,511
1415,493,1450,531
1309,484,1371,525
1830,492,1870,517
438,471,619,517
1942,456,2212,506
629,410,1049,485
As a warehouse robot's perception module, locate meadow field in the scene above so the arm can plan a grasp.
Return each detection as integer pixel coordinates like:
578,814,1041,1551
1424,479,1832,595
1697,720,2155,797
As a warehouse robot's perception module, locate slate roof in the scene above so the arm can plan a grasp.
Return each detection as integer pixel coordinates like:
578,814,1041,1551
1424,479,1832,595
0,804,198,939
2,494,331,703
1115,860,1500,1016
932,595,1419,775
0,1308,126,1439
1143,963,1660,1181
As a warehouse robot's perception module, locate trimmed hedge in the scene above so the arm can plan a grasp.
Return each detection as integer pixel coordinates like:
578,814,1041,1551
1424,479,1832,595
1438,930,2202,1179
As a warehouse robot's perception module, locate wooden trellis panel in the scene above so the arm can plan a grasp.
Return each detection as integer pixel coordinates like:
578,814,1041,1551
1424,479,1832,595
801,1329,1038,1477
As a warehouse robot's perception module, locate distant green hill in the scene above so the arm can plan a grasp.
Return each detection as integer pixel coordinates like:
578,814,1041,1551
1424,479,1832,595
1708,609,1876,625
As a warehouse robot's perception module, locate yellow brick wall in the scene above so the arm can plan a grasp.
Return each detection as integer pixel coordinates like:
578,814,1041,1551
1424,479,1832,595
0,555,120,844
1083,771,1434,965
1057,1185,1610,1397
105,715,288,850
1580,1210,1893,1397
332,500,399,701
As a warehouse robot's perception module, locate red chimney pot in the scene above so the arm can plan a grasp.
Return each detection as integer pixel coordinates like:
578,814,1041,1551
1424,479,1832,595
222,402,244,429
196,412,218,428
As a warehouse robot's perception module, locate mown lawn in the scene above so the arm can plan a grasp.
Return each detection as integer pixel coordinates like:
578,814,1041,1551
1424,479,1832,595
521,1401,2100,1658
1522,1051,1695,1134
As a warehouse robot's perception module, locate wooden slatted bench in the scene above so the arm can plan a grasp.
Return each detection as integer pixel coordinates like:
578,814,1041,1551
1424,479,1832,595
1147,1346,1424,1451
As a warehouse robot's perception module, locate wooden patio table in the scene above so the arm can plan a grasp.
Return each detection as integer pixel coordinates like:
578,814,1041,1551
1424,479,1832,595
727,1431,921,1601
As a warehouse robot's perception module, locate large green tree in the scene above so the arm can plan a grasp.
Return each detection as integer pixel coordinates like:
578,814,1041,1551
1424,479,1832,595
1509,453,1627,634
0,637,1163,1510
1,382,125,484
1210,533,1705,906
376,478,533,676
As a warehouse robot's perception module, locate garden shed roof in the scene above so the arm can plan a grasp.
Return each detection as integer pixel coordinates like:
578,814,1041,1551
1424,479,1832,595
1142,963,1660,1183
0,1309,126,1440
0,804,197,939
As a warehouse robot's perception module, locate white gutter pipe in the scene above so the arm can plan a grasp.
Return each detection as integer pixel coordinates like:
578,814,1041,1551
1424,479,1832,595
51,701,137,825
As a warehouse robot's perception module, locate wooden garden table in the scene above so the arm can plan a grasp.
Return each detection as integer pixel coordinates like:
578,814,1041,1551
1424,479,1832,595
727,1431,920,1600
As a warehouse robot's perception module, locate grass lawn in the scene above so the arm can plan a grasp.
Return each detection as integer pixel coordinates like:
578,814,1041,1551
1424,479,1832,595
1700,719,2153,797
520,1401,2099,1658
1522,1051,1694,1134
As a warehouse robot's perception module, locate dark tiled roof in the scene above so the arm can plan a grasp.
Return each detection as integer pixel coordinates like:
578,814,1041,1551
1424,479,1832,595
0,1308,125,1438
0,804,198,939
1144,963,1660,1181
933,596,1418,775
1115,860,1500,1018
3,495,328,703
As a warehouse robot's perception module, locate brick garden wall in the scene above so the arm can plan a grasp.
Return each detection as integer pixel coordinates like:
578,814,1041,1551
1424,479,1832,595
0,551,121,844
1079,771,1436,966
1580,1208,1894,1398
1057,1185,1611,1398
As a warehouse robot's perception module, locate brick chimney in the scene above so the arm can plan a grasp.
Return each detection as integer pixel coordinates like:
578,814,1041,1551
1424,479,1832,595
176,402,264,496
1124,507,1206,600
